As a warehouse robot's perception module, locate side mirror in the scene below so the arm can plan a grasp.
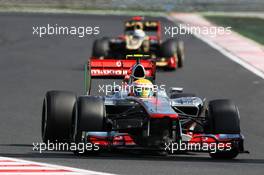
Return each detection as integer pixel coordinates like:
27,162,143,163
170,87,183,93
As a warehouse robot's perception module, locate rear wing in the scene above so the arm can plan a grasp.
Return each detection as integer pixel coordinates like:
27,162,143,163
85,54,156,95
125,20,160,31
89,59,154,77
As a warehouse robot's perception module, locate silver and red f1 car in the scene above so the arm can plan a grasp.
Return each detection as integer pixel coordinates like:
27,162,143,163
42,59,247,159
89,16,184,78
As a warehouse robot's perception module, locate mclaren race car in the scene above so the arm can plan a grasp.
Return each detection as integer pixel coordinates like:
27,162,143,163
42,60,247,159
89,16,184,78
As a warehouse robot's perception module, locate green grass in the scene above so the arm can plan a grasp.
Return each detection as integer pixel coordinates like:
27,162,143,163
204,15,264,45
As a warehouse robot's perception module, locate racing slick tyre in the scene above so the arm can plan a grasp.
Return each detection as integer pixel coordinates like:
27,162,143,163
160,39,184,70
73,96,106,155
160,39,177,58
206,99,240,159
176,40,184,68
42,91,77,143
92,37,109,57
170,93,196,99
207,99,240,134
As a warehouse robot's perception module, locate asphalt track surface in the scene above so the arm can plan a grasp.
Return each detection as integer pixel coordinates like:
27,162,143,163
0,12,264,175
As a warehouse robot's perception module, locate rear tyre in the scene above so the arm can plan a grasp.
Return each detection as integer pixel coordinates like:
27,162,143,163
160,39,184,69
73,96,106,155
160,39,177,58
206,99,240,159
42,91,76,143
92,37,109,57
176,40,184,68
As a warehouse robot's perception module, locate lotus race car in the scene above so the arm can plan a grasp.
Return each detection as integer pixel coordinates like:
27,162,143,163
89,16,184,78
41,59,247,159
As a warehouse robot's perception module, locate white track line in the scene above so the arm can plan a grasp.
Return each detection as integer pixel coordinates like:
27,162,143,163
0,156,116,175
166,14,264,80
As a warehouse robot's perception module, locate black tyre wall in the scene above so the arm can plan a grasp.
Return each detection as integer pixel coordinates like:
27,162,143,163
207,99,240,134
42,91,76,143
160,39,177,58
176,40,184,68
92,38,109,57
76,96,106,132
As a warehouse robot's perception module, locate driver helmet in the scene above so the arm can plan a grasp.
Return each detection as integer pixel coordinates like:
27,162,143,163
132,29,146,40
132,78,154,98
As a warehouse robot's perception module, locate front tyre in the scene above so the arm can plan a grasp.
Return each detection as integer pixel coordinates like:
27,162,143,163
72,96,106,155
206,99,240,159
42,91,76,143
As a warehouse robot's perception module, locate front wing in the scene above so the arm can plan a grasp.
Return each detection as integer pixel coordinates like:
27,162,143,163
84,132,246,154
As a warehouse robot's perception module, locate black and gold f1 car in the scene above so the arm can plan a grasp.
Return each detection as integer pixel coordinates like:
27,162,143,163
90,16,184,75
